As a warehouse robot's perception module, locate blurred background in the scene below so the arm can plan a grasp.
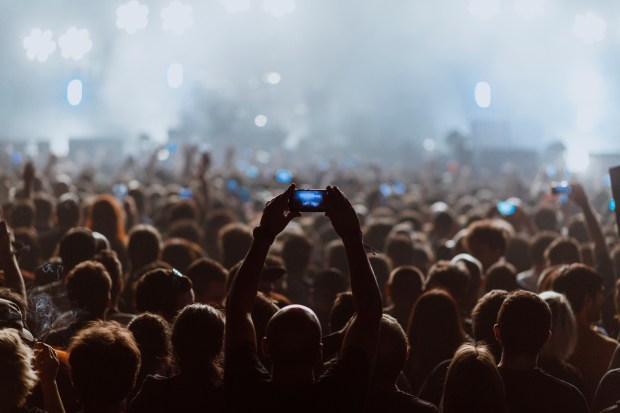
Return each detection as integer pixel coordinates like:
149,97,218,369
1,0,619,177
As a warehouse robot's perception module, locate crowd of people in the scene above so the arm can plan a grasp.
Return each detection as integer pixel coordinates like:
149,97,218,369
0,147,619,413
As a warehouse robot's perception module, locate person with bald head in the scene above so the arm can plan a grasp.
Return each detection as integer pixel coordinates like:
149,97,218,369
225,185,383,412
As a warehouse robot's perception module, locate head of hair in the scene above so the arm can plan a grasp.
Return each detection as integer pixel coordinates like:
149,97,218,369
533,205,558,232
34,194,54,226
328,291,355,333
59,227,96,274
86,194,126,243
161,238,204,274
425,261,470,303
463,219,508,269
127,225,161,274
505,236,532,273
171,304,224,378
0,329,38,410
311,268,348,311
324,240,349,274
203,209,236,261
94,249,123,306
471,289,508,361
281,233,314,274
539,291,577,360
387,266,424,308
166,200,198,226
369,255,392,302
218,223,253,269
264,305,322,367
432,210,455,238
529,231,559,267
185,258,228,304
485,263,518,292
128,313,171,380
13,227,43,272
167,219,204,245
373,314,409,386
384,234,415,269
363,219,395,253
496,290,551,357
68,321,140,407
552,263,603,314
57,193,80,227
10,200,35,229
407,289,465,367
545,237,581,266
135,268,193,320
567,216,589,244
440,343,507,413
66,261,112,316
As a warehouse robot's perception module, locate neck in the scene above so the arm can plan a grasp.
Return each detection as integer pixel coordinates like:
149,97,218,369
272,363,315,386
498,353,538,370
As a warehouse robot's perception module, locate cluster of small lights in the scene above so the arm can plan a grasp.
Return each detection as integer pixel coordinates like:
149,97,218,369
23,28,56,62
161,1,194,35
116,0,150,34
58,27,92,60
572,12,606,44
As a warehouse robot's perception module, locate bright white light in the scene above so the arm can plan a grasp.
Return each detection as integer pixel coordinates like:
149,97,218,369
468,0,501,20
157,148,170,161
475,82,492,108
162,1,194,35
255,115,268,127
572,12,606,44
23,28,56,62
167,63,184,88
566,145,590,172
256,150,271,163
423,139,436,151
262,0,296,18
58,27,92,60
116,1,149,34
219,0,251,13
264,72,282,85
513,0,544,20
67,79,83,106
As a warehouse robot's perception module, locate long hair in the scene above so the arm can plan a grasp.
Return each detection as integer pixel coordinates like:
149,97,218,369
86,194,127,244
539,291,577,360
440,344,508,413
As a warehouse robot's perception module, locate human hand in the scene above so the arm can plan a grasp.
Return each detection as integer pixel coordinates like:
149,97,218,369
259,184,301,236
325,186,362,240
23,161,35,183
0,220,15,258
570,183,588,209
35,342,60,383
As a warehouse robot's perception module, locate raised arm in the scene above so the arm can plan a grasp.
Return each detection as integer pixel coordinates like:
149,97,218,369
0,220,26,302
325,186,382,361
225,184,300,351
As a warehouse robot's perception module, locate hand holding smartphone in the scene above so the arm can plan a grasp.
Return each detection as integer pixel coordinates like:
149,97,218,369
289,189,328,212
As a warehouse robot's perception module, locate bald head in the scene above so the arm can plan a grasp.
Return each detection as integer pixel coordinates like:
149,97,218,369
264,305,322,366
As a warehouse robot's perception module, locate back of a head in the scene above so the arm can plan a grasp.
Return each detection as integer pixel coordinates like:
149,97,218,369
505,236,532,274
328,291,355,333
388,266,424,306
552,263,603,314
69,321,140,408
463,220,508,269
533,205,558,232
407,289,465,362
472,289,508,361
545,237,581,266
186,257,228,305
218,223,252,269
281,233,314,274
265,305,322,367
94,250,123,305
59,228,96,274
161,238,204,274
128,313,171,378
373,314,409,386
539,291,577,360
135,268,193,320
88,195,125,243
426,261,470,303
441,343,507,413
11,200,35,229
127,225,161,273
384,234,414,269
172,304,224,376
496,290,551,358
369,255,392,301
66,261,112,316
485,263,518,292
567,216,589,244
57,194,80,227
324,240,349,274
529,231,559,267
0,329,38,410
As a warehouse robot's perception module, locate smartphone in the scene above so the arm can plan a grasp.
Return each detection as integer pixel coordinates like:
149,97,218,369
551,181,571,205
179,187,193,199
289,189,328,212
496,201,516,216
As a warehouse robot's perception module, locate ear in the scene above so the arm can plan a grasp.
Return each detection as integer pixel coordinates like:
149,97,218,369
262,337,271,358
493,324,501,342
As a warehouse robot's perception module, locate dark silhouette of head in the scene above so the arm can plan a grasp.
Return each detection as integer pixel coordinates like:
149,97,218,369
186,257,228,307
463,220,508,271
485,263,518,292
218,223,253,269
386,265,424,310
281,233,314,275
552,263,603,322
385,234,415,269
472,289,508,361
545,237,581,266
56,194,81,228
66,261,112,318
127,225,161,275
372,314,409,386
161,238,205,274
86,194,126,244
135,268,194,322
128,313,171,385
529,231,559,268
59,228,96,274
425,261,470,304
328,291,355,333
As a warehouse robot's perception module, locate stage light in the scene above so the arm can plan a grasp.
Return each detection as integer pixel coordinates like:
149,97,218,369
58,27,92,60
167,63,184,88
475,82,491,108
23,28,56,62
513,0,544,20
116,1,149,34
255,114,268,127
423,139,436,151
468,0,500,20
162,1,194,35
67,79,83,106
219,0,251,13
262,0,296,18
572,12,606,44
264,72,281,85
